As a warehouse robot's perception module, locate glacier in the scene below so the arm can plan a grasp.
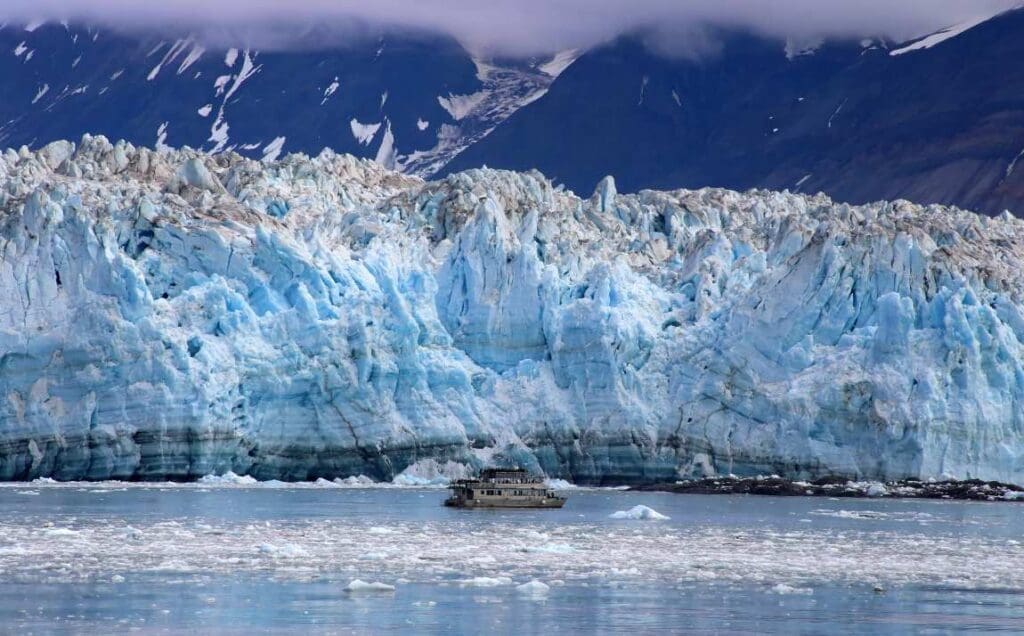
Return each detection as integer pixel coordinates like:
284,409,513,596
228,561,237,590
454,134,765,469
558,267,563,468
1,135,1024,484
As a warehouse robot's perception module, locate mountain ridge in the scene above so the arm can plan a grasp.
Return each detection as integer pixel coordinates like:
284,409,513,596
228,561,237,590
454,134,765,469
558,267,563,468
445,7,1024,215
0,11,1022,215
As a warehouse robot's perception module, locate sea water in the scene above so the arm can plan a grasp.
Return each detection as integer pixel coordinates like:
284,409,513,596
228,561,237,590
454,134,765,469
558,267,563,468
1,483,1023,634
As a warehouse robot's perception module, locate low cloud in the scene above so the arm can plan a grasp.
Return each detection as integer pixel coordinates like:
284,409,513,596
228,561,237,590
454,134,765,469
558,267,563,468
0,1,1018,55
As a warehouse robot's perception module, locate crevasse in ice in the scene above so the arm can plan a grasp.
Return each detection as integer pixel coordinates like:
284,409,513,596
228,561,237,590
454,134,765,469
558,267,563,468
1,135,1023,483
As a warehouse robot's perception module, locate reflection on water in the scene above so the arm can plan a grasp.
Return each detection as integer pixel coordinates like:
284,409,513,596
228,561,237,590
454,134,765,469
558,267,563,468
1,484,1023,634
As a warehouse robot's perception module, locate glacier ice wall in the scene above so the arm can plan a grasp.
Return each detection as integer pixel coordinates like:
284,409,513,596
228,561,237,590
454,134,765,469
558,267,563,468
1,136,1024,483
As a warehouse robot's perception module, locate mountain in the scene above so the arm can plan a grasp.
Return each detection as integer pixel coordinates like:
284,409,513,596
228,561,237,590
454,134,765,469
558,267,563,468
2,137,1023,483
0,21,559,175
444,8,1024,216
3,13,1024,217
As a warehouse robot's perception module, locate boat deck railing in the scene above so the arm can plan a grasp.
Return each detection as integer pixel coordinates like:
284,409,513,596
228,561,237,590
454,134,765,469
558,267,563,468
451,478,545,486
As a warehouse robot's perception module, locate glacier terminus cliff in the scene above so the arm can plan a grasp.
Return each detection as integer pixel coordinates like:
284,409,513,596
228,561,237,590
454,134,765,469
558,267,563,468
1,136,1023,484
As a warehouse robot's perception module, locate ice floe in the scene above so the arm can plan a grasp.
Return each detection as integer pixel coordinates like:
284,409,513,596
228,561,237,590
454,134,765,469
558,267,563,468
459,576,513,587
345,579,396,593
609,505,669,521
516,580,550,596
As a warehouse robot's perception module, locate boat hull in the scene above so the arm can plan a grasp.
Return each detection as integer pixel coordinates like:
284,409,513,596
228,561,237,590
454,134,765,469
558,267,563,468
444,497,566,509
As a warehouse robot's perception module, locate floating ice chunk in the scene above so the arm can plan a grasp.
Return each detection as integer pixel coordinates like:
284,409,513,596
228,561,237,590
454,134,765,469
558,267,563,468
516,580,550,596
771,583,813,595
258,543,309,558
335,475,377,487
42,528,79,537
198,471,257,486
865,483,889,497
521,543,575,554
609,505,669,520
154,559,191,572
345,579,395,592
459,576,512,587
810,509,889,520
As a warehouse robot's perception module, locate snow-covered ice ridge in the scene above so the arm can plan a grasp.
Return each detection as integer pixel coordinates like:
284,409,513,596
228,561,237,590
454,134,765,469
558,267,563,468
2,135,1024,484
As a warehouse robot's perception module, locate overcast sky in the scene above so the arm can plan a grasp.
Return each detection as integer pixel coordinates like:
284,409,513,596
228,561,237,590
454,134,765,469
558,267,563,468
0,1,1019,55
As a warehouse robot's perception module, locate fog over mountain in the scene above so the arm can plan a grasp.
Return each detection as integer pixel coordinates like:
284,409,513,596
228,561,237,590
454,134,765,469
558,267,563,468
0,0,1018,55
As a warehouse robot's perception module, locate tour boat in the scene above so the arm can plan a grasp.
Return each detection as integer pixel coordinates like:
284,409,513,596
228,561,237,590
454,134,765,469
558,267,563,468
444,467,566,509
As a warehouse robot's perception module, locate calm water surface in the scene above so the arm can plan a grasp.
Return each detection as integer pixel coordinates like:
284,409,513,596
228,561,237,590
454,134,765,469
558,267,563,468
1,483,1023,634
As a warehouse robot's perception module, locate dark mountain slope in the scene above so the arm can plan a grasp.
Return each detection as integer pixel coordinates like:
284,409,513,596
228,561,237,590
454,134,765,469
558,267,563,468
444,9,1024,215
0,22,538,171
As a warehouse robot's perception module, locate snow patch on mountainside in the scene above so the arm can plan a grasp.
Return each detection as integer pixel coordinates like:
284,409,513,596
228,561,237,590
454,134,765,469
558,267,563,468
321,77,339,105
538,49,580,77
373,120,396,169
0,24,560,184
437,92,487,121
207,49,261,153
890,15,992,55
401,59,553,177
350,119,381,146
31,84,49,104
262,136,286,162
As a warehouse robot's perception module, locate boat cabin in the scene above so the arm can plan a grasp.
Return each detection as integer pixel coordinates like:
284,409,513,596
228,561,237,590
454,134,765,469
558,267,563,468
444,467,566,509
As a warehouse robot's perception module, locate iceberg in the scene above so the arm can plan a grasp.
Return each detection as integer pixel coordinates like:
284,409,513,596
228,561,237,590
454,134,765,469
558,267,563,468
459,576,513,587
516,579,550,596
1,136,1024,484
609,505,669,521
344,579,395,592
